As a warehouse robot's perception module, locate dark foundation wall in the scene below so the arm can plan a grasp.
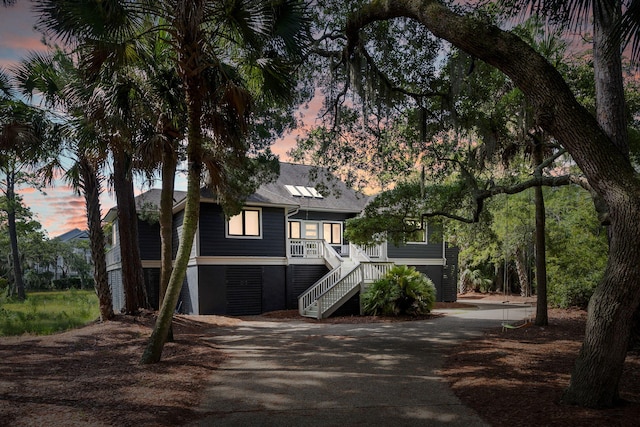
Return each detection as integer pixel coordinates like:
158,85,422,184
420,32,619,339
198,265,226,314
197,265,287,315
412,265,446,302
286,264,329,309
263,266,286,313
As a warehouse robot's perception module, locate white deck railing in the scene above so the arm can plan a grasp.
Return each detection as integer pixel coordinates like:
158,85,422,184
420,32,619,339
287,239,324,258
361,262,394,282
105,246,121,266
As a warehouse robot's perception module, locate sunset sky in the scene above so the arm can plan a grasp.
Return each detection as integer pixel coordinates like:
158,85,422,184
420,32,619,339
1,2,307,238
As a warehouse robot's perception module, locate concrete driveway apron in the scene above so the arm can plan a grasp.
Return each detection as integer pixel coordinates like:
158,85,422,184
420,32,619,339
191,300,532,426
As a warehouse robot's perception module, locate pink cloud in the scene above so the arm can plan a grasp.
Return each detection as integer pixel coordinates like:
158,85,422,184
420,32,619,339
1,35,47,52
0,2,49,70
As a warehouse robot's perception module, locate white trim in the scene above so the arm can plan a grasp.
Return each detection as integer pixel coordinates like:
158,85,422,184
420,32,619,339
287,257,327,265
106,263,121,272
193,256,288,266
388,258,447,266
141,260,162,268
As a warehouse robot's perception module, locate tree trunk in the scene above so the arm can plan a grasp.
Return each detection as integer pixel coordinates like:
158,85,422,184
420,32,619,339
141,138,201,364
79,156,114,321
593,1,628,158
6,170,25,301
563,201,640,407
514,247,530,297
159,140,178,341
112,148,148,314
346,0,640,407
141,67,204,364
533,144,548,326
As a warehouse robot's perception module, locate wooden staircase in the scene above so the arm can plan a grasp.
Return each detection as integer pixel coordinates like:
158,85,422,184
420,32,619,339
298,243,393,319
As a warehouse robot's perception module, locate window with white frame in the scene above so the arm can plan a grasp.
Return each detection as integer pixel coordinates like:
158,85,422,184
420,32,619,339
323,222,342,245
405,219,427,243
227,208,262,238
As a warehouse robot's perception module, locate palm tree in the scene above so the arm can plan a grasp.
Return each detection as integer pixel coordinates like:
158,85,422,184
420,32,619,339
13,50,115,320
136,0,309,364
34,0,309,362
0,69,60,300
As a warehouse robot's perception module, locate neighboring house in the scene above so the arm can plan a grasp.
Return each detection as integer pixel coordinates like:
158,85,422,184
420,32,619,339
52,228,91,280
104,162,458,318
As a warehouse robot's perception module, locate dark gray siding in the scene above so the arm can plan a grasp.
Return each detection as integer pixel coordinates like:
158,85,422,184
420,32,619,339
387,224,445,259
412,266,445,302
387,243,443,259
286,264,329,309
443,245,459,302
138,220,161,260
198,204,286,257
171,210,185,258
226,266,262,315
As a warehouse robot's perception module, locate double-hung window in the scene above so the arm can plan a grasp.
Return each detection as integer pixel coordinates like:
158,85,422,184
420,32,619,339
227,208,262,238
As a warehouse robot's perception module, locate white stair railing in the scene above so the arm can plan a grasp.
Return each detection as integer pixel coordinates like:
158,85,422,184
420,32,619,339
300,261,396,319
322,241,343,270
316,266,362,318
298,266,342,316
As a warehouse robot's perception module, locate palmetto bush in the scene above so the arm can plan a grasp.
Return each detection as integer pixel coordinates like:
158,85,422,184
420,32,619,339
362,265,436,316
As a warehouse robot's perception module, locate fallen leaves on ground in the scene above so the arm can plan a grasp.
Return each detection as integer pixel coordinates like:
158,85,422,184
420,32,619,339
439,308,640,427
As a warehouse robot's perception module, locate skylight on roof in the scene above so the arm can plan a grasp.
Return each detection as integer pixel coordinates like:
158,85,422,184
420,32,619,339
307,187,323,198
285,185,302,196
295,186,314,197
284,185,324,199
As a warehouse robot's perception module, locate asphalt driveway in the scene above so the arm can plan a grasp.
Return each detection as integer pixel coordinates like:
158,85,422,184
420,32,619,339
190,300,533,426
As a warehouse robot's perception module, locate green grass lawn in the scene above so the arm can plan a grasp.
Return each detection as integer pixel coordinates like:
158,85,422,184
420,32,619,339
0,289,100,336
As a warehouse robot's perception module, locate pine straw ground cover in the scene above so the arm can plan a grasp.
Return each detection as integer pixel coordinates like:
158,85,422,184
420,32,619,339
439,307,640,427
1,302,639,426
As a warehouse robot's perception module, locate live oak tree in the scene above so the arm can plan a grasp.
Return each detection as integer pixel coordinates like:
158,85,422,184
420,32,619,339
344,0,640,408
297,10,579,326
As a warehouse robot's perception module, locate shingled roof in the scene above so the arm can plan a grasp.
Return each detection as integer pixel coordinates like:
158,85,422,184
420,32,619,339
104,163,369,221
248,162,369,213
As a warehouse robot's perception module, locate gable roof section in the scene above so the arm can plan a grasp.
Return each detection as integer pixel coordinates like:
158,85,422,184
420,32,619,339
54,228,89,241
103,189,188,222
104,162,369,221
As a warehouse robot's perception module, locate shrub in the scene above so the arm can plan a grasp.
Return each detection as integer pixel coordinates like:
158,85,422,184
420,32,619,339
51,277,90,290
362,265,436,316
547,264,600,309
